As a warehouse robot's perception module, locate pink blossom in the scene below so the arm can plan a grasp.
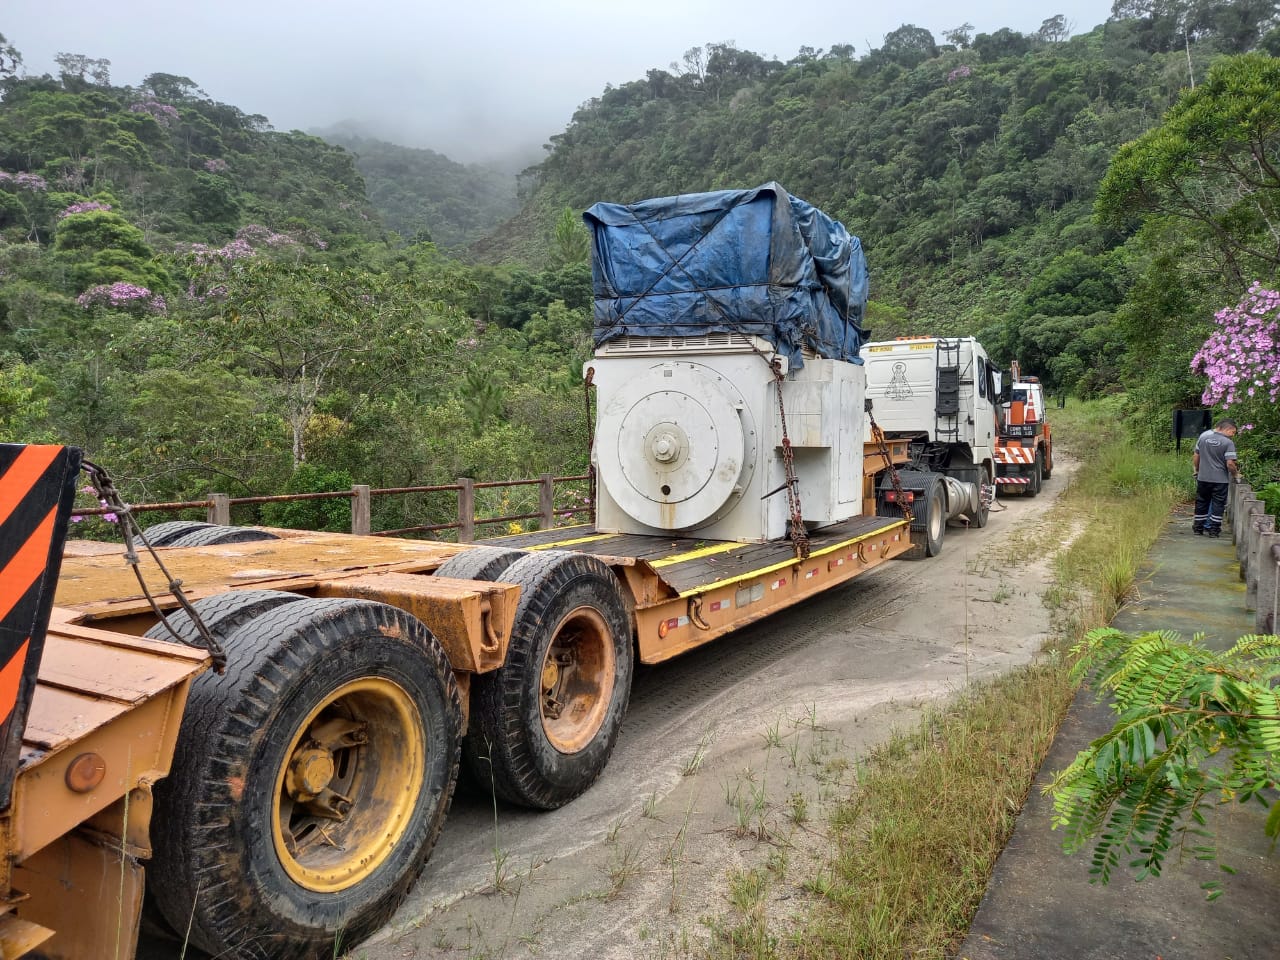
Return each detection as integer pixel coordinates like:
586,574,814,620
59,200,112,218
130,100,181,127
0,171,48,191
203,158,229,173
77,282,168,314
1191,283,1280,408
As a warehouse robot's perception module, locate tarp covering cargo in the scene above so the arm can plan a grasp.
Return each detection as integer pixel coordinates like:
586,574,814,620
583,182,868,368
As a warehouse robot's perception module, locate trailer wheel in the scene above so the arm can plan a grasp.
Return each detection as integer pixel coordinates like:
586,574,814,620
149,597,462,960
465,551,633,809
139,519,215,546
143,588,307,646
434,545,526,581
164,523,280,546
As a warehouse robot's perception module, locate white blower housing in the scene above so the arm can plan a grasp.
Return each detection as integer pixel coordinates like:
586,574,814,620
589,334,865,542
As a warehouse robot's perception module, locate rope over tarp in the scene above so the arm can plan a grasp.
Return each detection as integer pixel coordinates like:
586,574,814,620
583,182,868,370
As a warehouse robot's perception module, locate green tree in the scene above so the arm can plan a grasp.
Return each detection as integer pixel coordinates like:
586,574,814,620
1095,53,1280,286
0,32,21,78
197,259,467,467
550,206,590,267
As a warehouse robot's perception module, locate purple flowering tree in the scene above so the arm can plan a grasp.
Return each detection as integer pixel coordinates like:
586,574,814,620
1192,283,1280,466
58,200,112,218
0,170,51,239
77,281,168,315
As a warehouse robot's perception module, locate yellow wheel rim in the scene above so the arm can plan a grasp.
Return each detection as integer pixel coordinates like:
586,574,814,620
540,606,617,754
271,677,425,892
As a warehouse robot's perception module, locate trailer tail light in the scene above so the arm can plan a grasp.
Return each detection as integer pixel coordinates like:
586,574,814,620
884,490,915,504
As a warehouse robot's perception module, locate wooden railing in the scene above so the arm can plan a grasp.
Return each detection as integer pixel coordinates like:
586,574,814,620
74,473,593,542
1229,481,1280,634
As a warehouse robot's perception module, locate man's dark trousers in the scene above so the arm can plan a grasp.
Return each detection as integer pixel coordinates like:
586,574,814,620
1194,480,1229,535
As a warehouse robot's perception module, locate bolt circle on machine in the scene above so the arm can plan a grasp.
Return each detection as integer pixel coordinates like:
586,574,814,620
271,676,426,893
539,605,617,753
600,364,748,531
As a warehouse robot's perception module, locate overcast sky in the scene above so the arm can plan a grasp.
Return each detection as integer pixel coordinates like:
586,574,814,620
4,1,1117,166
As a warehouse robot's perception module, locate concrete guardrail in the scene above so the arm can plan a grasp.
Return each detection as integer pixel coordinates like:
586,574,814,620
1228,481,1280,634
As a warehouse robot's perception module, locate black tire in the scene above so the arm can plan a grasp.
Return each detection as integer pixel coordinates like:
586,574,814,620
144,588,307,647
918,481,946,557
893,480,945,560
149,597,462,960
1042,445,1053,480
465,551,633,810
434,545,526,581
966,467,992,529
1028,452,1044,497
164,523,280,547
140,520,215,546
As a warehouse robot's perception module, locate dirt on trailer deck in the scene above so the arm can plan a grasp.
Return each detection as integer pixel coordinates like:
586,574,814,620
342,457,1079,960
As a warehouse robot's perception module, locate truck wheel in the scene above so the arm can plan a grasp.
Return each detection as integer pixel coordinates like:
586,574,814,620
164,523,280,546
1042,447,1053,480
149,597,462,960
465,551,633,809
1029,452,1044,496
140,519,215,546
966,468,992,529
898,480,946,560
434,545,526,581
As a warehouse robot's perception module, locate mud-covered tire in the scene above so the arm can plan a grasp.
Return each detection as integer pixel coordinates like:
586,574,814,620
465,551,633,810
434,545,526,581
164,523,280,547
144,589,307,647
140,519,215,546
149,597,462,960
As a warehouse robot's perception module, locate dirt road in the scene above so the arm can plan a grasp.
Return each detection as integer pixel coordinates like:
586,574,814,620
359,461,1075,960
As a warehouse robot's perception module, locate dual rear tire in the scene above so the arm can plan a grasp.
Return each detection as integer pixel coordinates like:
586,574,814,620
146,592,462,960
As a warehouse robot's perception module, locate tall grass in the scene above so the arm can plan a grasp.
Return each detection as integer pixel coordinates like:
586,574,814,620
711,398,1187,960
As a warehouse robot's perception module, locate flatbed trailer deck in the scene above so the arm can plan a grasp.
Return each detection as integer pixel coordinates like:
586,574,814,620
488,515,910,662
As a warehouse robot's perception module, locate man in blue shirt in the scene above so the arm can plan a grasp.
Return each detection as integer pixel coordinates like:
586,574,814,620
1192,419,1239,537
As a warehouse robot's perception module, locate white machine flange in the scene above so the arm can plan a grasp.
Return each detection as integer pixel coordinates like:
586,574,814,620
597,363,751,531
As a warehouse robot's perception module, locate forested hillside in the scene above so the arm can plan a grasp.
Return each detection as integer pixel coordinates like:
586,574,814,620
320,131,519,248
0,34,596,529
497,7,1277,424
2,1,1278,522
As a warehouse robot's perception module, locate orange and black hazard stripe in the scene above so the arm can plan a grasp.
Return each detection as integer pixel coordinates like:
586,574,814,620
0,444,82,809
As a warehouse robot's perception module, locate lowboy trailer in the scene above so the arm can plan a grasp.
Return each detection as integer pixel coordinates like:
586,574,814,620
2,440,908,959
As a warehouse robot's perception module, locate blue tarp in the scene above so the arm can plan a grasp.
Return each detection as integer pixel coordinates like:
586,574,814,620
583,182,868,369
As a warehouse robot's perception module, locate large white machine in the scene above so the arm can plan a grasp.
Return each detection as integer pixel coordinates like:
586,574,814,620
589,334,864,542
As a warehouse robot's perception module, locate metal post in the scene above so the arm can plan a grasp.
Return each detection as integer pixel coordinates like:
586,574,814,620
351,485,371,536
1256,537,1280,634
457,478,475,543
207,493,231,525
539,474,555,530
